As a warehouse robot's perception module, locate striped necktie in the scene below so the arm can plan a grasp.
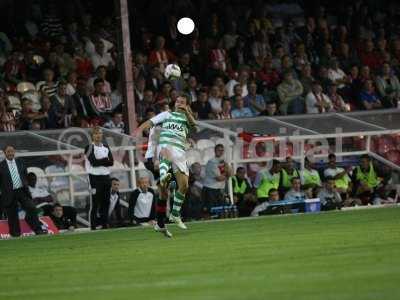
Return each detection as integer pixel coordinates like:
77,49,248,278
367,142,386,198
9,160,23,189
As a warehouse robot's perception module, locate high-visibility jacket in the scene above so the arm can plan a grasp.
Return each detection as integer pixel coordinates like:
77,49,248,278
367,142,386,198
232,176,248,194
281,169,299,188
355,163,380,189
257,172,280,198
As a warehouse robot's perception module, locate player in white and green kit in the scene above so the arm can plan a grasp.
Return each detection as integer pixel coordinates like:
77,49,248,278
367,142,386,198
136,93,196,232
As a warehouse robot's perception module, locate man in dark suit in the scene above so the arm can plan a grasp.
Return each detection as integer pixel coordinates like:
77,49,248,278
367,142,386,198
72,77,96,119
0,145,46,237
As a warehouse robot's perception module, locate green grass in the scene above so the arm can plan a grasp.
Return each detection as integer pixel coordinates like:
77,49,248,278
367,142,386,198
0,207,400,300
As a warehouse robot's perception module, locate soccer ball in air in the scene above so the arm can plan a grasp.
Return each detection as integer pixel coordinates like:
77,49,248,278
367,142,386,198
164,64,181,80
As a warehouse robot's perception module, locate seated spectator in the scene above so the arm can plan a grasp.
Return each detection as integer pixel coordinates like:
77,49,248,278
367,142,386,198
128,176,156,225
284,177,307,201
137,89,155,122
324,153,352,200
271,45,285,72
37,68,59,98
277,71,304,115
232,167,256,217
3,51,26,84
0,95,16,132
134,77,146,102
299,63,315,96
18,99,47,130
257,57,281,90
27,172,54,212
280,156,300,196
254,159,281,203
318,176,343,210
264,101,278,116
185,75,200,104
327,83,349,112
251,188,286,216
50,80,77,128
208,85,223,116
319,43,334,68
375,63,400,108
217,98,232,119
214,76,228,98
327,58,347,90
155,81,172,106
209,38,228,77
24,50,42,83
87,65,112,95
359,39,380,72
280,55,296,78
229,37,250,71
226,70,248,98
27,173,77,226
352,154,388,205
66,71,78,96
108,178,123,227
202,144,232,216
104,112,125,134
359,80,382,110
73,42,94,79
90,40,115,70
244,81,266,116
50,204,77,231
337,42,360,73
148,36,175,73
306,81,333,113
145,65,163,92
89,79,112,117
39,95,57,129
231,95,253,118
54,43,74,78
72,77,96,120
192,89,212,120
300,157,322,198
41,52,61,80
316,66,332,92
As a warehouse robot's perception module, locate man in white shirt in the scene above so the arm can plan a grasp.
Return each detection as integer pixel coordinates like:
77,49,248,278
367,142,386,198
226,70,249,97
306,81,333,113
90,41,114,70
323,153,352,196
128,176,156,225
327,58,347,89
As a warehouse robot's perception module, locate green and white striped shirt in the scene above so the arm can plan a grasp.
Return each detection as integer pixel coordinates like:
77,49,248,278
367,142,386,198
150,111,190,151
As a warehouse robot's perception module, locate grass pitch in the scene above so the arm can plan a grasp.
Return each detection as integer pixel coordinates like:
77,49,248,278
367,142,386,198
0,207,399,300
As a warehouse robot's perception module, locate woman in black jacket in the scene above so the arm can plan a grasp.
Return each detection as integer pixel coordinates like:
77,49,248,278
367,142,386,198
85,126,114,230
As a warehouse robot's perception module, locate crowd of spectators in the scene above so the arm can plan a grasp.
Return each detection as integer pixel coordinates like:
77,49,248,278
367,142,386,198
1,1,400,133
182,147,398,221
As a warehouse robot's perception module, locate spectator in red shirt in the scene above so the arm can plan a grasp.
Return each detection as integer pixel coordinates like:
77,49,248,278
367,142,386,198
148,36,175,73
257,57,281,90
0,94,16,132
360,39,381,71
89,79,112,117
73,42,93,79
4,51,26,84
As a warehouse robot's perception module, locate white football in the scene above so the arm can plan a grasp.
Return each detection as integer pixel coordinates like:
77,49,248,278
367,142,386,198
164,64,181,80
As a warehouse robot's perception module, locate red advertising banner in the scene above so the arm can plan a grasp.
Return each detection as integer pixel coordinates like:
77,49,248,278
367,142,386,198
0,217,59,239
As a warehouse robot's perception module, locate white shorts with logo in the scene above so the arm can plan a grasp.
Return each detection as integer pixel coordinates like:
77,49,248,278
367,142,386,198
157,144,189,176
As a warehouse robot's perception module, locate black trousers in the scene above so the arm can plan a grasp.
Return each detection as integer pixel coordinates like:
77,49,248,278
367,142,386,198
3,189,43,237
89,174,111,229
